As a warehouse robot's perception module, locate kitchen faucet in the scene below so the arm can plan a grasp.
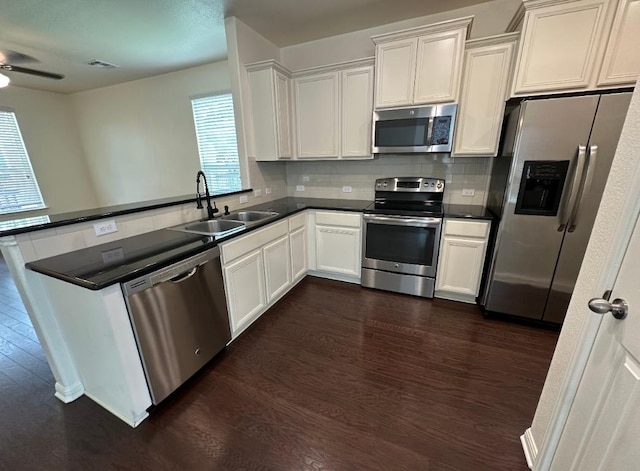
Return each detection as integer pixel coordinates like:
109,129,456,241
195,170,218,219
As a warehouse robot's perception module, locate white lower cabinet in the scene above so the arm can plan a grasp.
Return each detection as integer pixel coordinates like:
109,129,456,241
312,211,362,280
289,226,307,282
263,235,292,303
435,218,490,303
223,249,267,334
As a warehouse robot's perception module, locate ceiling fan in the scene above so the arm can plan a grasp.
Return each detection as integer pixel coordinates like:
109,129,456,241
0,49,65,82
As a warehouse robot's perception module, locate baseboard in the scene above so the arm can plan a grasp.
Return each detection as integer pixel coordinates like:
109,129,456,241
308,271,360,285
54,381,84,403
84,391,149,428
520,427,538,469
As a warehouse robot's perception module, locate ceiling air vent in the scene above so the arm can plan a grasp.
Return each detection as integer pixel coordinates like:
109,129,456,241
88,59,119,69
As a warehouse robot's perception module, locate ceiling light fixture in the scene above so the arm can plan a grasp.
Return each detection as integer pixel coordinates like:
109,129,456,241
0,72,10,88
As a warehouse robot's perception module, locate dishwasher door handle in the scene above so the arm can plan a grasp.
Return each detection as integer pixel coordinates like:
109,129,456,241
169,266,198,283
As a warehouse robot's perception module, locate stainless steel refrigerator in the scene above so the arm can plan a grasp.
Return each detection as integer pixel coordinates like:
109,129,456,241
481,92,632,324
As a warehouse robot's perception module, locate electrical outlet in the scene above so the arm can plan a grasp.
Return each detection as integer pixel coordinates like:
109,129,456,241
342,185,353,193
265,188,272,195
302,175,310,182
296,185,305,192
462,188,475,197
254,189,263,197
93,220,118,237
239,195,249,204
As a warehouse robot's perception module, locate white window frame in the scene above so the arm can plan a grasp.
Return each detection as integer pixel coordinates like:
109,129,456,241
190,92,243,195
0,107,46,216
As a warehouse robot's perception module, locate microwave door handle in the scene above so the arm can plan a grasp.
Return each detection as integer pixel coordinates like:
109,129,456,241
568,145,597,232
559,145,586,232
426,117,435,146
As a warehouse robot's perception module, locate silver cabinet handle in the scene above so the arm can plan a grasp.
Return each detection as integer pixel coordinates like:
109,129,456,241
588,297,628,320
568,145,598,232
559,145,586,231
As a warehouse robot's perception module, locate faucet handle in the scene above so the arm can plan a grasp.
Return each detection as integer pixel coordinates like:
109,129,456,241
212,201,219,214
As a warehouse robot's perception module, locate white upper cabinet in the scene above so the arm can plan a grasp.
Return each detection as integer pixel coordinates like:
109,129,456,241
341,65,374,158
512,0,638,95
294,71,341,159
414,29,467,104
597,0,640,86
372,17,473,109
453,33,519,157
291,59,374,160
247,61,294,161
374,39,417,108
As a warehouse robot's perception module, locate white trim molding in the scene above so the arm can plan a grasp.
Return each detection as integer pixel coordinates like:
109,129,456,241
521,428,538,469
54,381,84,403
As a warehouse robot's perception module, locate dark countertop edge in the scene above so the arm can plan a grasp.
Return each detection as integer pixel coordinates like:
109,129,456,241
25,198,372,291
0,189,253,237
443,211,494,221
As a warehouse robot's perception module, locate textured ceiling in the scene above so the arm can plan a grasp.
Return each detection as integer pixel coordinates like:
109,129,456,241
0,0,494,94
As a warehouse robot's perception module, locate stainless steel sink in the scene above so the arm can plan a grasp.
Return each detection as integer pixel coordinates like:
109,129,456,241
169,219,246,237
221,211,279,224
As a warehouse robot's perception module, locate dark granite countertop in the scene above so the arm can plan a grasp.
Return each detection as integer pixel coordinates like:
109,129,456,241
26,197,372,290
443,204,494,220
0,189,253,237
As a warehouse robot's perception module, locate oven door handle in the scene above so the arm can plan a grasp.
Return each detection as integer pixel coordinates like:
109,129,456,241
364,214,442,227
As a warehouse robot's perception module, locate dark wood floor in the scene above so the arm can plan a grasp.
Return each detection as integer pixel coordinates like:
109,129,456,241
0,268,558,471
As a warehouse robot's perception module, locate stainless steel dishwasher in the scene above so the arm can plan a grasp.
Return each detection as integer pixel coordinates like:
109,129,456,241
122,246,231,404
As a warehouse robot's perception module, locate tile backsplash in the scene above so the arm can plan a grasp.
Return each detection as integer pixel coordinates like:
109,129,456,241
286,154,492,205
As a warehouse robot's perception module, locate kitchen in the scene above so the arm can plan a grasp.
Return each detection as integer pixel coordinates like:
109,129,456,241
1,0,640,470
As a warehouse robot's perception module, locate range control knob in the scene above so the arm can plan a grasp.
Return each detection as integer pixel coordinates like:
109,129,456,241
383,182,388,187
431,182,435,187
436,182,443,189
376,182,381,187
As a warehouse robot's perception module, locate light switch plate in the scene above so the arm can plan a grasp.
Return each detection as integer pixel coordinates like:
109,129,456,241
342,186,352,193
265,188,272,195
94,220,118,237
239,195,249,204
462,188,475,197
296,185,305,192
254,189,262,197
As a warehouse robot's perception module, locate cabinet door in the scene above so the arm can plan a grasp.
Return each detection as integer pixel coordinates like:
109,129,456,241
414,28,466,104
597,0,640,86
294,72,340,158
315,226,361,277
436,236,487,296
513,0,611,94
223,249,266,335
374,38,417,109
289,226,308,282
274,70,293,158
453,42,515,156
263,235,292,303
341,66,374,158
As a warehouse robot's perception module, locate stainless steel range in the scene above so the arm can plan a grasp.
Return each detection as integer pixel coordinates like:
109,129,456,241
361,177,444,298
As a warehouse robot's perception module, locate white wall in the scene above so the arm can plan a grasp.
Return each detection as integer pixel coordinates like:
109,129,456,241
70,62,236,206
280,0,521,70
0,86,99,215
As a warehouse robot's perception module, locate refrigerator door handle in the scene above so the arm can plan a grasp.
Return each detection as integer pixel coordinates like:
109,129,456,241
568,145,598,232
559,145,587,231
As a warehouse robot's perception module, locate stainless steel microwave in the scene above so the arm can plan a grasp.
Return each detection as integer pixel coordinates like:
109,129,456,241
372,104,458,154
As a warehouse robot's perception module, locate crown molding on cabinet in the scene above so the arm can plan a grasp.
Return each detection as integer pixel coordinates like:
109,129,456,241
506,3,526,32
245,60,291,76
291,57,375,78
371,16,474,44
523,0,585,9
465,32,521,49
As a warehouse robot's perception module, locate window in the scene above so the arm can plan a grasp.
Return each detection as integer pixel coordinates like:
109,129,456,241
0,109,45,215
191,94,242,194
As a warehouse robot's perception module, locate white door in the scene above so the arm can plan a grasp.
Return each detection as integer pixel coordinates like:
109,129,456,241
436,236,486,296
550,214,640,470
315,226,361,277
223,249,266,336
274,70,293,158
263,235,291,303
597,0,640,86
341,65,374,158
374,38,417,108
289,226,307,282
294,72,340,158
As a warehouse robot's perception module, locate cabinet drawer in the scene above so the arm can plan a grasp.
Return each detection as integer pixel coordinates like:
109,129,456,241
444,219,490,238
221,220,288,264
315,211,361,228
289,211,307,231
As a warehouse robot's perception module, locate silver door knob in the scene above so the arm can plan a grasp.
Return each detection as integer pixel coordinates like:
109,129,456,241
588,298,628,320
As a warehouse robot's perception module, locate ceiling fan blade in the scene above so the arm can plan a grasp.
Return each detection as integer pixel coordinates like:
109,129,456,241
4,65,64,80
0,50,39,64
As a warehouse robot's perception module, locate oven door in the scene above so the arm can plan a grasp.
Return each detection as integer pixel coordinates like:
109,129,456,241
362,214,442,277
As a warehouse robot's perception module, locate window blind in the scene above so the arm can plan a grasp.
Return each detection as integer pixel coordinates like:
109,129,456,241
191,94,242,194
0,110,45,215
